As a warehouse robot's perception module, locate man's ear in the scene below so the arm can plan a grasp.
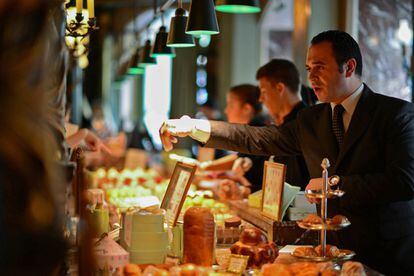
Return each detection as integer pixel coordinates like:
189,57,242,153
242,103,254,115
345,58,357,77
276,82,285,94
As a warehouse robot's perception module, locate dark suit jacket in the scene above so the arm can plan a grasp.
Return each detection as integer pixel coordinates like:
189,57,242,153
238,114,269,192
206,85,414,274
273,101,310,190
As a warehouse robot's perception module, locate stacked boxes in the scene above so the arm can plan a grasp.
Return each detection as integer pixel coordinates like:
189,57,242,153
121,210,168,264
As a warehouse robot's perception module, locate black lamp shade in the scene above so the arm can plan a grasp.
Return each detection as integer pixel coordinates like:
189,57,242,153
151,26,176,57
167,8,195,48
128,52,145,75
186,0,220,36
215,0,261,13
129,52,140,69
139,40,157,66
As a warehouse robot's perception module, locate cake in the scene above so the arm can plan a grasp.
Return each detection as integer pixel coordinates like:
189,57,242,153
224,216,241,228
183,207,215,266
230,228,278,268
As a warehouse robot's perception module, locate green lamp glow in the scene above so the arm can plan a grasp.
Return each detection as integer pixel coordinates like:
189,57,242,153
215,0,261,14
127,67,145,75
127,52,145,75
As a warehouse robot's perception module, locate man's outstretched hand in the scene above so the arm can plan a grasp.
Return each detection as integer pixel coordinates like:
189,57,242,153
159,115,211,151
159,115,194,151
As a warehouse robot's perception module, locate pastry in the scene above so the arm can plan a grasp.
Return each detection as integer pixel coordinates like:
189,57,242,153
293,246,318,257
124,264,141,276
230,228,278,268
318,262,339,276
183,207,215,266
262,263,293,276
328,215,349,225
315,244,341,257
289,262,320,276
341,261,366,276
302,214,322,224
322,269,340,276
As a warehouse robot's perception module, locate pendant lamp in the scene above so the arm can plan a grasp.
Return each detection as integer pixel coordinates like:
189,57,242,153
167,8,195,48
151,26,176,57
215,0,261,13
186,0,219,36
127,53,145,75
139,40,157,66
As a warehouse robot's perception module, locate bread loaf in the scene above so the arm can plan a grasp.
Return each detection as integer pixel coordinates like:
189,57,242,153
183,207,215,266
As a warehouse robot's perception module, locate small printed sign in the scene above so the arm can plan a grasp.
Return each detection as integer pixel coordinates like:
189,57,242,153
161,162,197,227
227,254,249,274
261,161,286,221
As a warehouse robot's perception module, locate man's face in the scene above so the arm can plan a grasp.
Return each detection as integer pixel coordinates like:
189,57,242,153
258,77,281,119
224,93,248,124
306,41,346,103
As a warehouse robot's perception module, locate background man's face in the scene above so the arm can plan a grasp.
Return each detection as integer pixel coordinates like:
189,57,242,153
306,41,346,103
258,77,282,119
224,92,248,124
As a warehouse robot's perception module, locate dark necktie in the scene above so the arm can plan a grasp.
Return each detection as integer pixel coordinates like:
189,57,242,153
332,104,345,146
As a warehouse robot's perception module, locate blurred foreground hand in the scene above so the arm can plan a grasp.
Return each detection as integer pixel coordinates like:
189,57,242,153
232,157,253,176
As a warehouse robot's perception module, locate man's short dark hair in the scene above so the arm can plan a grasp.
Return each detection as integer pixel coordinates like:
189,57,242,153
311,30,363,77
229,84,262,114
256,59,300,94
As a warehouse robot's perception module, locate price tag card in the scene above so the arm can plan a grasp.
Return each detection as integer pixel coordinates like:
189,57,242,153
261,161,286,221
227,254,249,274
161,162,197,227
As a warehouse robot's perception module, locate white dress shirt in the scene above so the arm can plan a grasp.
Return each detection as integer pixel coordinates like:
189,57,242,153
330,83,364,133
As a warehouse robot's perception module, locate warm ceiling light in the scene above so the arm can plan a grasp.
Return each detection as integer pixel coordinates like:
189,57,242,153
151,26,176,57
167,8,196,48
215,0,261,14
186,0,220,36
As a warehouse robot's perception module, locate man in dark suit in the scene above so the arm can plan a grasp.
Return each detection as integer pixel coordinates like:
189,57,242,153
160,30,414,274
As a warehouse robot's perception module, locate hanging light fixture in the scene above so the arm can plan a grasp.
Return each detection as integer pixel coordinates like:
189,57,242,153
152,25,176,57
127,0,146,75
128,53,145,75
215,0,261,14
186,0,219,36
139,40,157,66
167,6,195,48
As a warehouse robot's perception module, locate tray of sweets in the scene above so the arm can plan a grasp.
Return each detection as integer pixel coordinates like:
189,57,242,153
291,249,355,262
297,220,351,231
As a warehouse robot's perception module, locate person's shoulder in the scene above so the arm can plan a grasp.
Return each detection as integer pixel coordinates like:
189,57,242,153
297,102,328,118
369,89,414,113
